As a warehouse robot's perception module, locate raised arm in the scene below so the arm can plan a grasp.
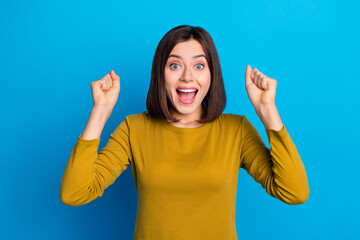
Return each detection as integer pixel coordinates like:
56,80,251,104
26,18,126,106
60,70,133,206
240,65,309,204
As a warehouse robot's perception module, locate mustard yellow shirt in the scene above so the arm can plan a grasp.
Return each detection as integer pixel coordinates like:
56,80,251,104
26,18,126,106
60,111,309,240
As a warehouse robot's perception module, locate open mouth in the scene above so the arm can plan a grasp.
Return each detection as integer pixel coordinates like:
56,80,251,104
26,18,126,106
176,89,198,104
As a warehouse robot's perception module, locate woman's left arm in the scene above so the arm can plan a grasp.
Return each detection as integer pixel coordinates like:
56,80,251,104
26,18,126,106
240,65,309,204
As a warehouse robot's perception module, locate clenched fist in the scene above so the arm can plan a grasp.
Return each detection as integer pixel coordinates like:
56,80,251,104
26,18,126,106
245,65,277,111
90,70,121,109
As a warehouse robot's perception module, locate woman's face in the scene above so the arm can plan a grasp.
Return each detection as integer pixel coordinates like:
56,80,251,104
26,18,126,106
164,39,211,122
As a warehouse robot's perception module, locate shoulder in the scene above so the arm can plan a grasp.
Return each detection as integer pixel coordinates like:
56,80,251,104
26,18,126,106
219,112,247,126
112,111,149,136
221,113,256,128
123,111,152,130
213,113,248,133
218,113,258,136
125,111,148,122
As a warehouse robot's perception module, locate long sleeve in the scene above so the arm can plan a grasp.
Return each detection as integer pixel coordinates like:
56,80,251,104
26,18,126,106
239,116,309,205
59,111,311,239
60,117,133,206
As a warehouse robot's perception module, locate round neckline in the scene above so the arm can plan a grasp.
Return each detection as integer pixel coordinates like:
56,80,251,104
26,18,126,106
160,117,213,134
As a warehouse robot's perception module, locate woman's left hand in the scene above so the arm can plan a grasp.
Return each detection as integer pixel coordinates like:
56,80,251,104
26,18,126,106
244,65,277,111
244,65,284,131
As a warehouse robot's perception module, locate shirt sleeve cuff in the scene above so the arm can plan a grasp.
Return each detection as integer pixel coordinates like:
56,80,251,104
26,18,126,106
77,133,101,145
265,125,288,139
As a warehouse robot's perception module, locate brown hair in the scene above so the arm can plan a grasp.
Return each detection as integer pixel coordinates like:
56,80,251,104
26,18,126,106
146,25,226,123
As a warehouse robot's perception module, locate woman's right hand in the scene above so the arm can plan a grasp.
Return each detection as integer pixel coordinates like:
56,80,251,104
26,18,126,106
90,69,121,109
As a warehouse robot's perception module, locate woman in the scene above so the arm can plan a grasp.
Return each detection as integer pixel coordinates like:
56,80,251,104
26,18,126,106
60,25,309,239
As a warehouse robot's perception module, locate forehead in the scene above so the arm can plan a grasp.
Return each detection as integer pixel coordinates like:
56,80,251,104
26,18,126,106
169,39,206,56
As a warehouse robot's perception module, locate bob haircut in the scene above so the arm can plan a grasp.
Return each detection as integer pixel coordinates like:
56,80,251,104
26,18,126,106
146,25,226,123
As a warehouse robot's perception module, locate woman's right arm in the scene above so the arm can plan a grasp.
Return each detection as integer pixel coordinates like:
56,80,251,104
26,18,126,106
81,69,121,140
60,70,132,206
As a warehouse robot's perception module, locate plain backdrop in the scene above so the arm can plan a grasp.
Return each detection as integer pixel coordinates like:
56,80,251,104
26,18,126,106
1,0,359,239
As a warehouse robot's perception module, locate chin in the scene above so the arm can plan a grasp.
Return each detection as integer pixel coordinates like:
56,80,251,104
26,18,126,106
175,107,197,115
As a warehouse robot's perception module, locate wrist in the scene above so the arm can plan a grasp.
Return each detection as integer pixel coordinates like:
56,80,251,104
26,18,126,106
258,104,284,131
93,104,113,113
91,105,112,122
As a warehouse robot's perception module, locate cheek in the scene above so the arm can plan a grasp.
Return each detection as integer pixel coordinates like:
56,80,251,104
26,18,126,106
164,84,173,99
164,78,175,99
164,71,179,89
164,72,172,90
198,72,211,90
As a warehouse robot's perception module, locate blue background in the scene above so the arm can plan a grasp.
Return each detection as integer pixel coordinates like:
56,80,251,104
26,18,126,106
1,0,359,239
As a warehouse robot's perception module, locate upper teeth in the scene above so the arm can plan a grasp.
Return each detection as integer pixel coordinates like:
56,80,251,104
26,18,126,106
177,89,197,92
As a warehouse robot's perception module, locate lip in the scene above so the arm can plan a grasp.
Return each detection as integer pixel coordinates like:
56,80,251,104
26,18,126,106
176,86,198,90
176,89,198,104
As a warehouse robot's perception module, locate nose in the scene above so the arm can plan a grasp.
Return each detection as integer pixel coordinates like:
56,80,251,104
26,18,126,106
180,65,194,82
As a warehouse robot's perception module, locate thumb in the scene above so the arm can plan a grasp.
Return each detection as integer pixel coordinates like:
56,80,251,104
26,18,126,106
267,79,277,95
110,69,120,89
245,65,253,86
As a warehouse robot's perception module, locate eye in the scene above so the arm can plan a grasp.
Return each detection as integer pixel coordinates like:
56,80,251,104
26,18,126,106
195,64,204,70
170,63,180,69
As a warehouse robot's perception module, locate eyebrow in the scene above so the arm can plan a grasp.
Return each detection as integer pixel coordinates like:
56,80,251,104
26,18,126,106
168,54,207,60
